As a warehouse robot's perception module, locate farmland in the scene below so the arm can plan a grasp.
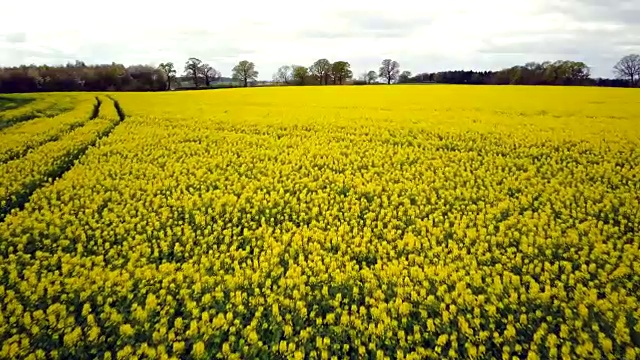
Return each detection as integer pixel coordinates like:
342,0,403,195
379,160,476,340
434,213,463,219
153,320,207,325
0,85,639,359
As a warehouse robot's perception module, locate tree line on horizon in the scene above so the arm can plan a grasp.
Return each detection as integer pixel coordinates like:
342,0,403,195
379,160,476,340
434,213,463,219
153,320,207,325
0,54,638,93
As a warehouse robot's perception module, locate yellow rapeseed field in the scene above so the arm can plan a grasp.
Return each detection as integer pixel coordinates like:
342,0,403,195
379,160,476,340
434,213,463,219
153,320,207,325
0,95,97,163
0,85,639,359
0,93,79,130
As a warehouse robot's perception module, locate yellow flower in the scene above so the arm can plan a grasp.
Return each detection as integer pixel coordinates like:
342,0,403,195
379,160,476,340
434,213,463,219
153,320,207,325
172,342,185,355
88,327,101,342
279,341,288,354
1,86,639,360
222,342,231,356
578,304,589,318
191,341,205,359
120,324,135,338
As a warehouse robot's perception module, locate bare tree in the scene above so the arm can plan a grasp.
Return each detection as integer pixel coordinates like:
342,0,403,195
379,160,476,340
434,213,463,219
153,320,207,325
158,62,176,90
379,59,400,84
614,54,640,86
366,70,378,84
184,57,203,88
200,64,220,87
232,60,259,87
275,65,292,84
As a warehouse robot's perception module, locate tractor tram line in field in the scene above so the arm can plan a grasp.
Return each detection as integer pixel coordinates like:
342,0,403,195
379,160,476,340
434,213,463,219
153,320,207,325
0,97,102,165
105,95,127,121
0,97,126,221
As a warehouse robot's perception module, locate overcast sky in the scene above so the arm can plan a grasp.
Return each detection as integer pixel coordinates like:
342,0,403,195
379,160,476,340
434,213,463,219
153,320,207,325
1,0,638,79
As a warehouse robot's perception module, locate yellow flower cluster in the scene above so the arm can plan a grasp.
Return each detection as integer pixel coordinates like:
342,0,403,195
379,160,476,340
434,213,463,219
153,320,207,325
1,86,639,359
0,98,120,219
0,95,95,163
0,93,78,129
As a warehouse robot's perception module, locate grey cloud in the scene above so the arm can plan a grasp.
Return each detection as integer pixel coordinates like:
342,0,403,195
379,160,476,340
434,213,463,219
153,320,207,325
480,30,614,56
168,30,256,58
476,0,640,78
478,41,627,77
4,32,27,43
0,44,72,66
300,28,409,39
348,13,428,33
2,0,638,80
49,31,256,68
299,29,351,39
552,0,640,26
301,12,428,39
479,39,622,76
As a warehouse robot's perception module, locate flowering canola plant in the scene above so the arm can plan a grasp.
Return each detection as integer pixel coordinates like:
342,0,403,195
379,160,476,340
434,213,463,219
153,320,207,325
0,95,96,163
0,86,639,359
0,93,79,129
0,113,119,218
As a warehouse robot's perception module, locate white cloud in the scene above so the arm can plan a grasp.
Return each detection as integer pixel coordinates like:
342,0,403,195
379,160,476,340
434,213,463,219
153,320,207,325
1,0,638,78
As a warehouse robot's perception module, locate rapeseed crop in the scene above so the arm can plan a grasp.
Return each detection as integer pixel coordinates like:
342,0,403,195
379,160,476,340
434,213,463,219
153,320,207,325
0,86,639,359
0,93,79,130
0,96,119,219
0,95,97,163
